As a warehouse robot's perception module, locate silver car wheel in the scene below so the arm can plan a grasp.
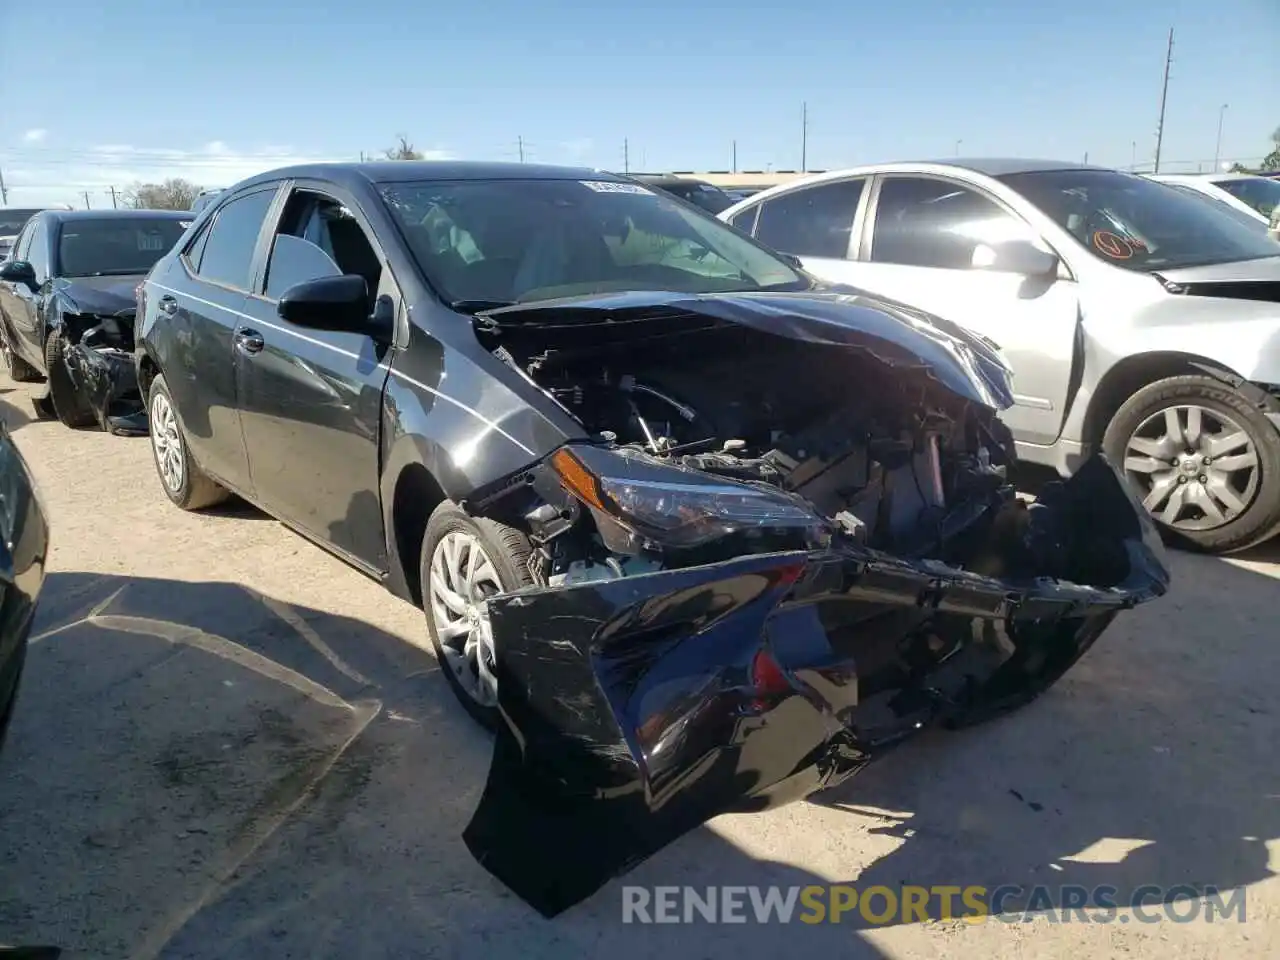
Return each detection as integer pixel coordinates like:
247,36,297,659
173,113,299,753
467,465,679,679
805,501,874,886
428,530,503,707
1123,403,1259,531
150,391,185,494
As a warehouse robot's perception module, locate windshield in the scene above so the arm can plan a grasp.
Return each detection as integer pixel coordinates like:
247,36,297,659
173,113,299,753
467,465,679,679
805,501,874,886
658,182,737,215
379,178,805,306
999,169,1280,271
0,209,42,236
1162,183,1270,234
56,218,190,277
1212,177,1280,218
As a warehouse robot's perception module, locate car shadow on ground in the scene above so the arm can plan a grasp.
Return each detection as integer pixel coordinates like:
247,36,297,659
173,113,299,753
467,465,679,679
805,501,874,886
2,547,1276,958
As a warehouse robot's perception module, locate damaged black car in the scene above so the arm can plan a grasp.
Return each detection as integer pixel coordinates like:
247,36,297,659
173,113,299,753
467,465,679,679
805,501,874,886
0,209,191,433
135,162,1170,919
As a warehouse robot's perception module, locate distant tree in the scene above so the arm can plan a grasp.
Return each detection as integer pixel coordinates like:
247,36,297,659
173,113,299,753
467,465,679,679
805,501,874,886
384,135,424,161
1261,126,1280,172
123,178,202,210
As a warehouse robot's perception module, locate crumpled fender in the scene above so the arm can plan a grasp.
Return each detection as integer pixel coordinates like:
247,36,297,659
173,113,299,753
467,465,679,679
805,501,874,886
463,455,1169,917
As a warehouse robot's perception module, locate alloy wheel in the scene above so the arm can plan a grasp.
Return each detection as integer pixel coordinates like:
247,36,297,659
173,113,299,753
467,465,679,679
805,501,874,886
428,530,504,706
150,391,185,493
1123,403,1259,531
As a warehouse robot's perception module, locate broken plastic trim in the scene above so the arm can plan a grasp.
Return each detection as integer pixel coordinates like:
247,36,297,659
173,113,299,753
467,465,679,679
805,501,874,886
462,454,1169,917
60,330,148,436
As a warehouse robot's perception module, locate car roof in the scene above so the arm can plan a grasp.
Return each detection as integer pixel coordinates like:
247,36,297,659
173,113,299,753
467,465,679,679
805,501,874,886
231,160,624,193
1150,172,1254,181
42,208,192,223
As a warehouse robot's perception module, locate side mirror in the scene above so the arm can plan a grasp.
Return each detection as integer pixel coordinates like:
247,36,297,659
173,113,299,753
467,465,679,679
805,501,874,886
278,274,370,332
0,260,37,287
972,239,1059,277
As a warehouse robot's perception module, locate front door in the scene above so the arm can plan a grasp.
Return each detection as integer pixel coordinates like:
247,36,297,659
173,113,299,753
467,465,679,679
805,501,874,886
150,186,280,490
235,185,391,569
824,175,1080,447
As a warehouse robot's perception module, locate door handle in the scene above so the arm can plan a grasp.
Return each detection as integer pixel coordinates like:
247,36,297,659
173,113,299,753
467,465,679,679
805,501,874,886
234,328,265,354
158,295,178,316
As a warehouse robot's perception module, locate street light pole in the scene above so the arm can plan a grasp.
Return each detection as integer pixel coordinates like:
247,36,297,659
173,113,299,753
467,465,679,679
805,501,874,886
1214,104,1228,170
954,139,962,156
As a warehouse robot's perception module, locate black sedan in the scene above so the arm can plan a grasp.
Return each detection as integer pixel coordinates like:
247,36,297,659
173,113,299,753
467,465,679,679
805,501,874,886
135,161,1169,916
0,209,191,432
0,418,51,758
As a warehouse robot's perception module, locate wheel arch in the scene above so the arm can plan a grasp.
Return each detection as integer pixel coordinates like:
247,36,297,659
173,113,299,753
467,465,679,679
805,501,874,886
1081,351,1258,452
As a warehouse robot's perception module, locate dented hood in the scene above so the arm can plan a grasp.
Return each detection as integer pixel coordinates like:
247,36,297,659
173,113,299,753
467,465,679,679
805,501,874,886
1155,255,1280,285
481,288,1016,410
53,275,144,317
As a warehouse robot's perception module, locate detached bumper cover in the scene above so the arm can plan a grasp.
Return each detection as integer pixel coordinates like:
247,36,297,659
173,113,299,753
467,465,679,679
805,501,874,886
463,456,1170,917
62,342,148,436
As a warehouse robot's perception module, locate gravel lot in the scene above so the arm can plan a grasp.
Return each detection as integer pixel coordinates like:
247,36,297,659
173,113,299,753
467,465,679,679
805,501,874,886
1,372,1277,959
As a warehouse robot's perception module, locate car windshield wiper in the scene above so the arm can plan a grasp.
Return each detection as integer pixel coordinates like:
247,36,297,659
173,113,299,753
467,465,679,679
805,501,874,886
450,298,515,313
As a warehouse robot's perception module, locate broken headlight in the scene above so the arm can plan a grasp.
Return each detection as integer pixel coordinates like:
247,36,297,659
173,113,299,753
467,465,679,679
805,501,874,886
551,447,829,550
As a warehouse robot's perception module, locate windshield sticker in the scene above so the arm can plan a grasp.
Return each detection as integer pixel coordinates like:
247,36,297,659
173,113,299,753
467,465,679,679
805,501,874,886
1092,231,1134,259
179,221,192,229
137,232,167,251
580,180,654,195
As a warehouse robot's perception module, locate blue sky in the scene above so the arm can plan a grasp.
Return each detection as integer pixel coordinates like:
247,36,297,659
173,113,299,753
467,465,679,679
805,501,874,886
1,0,1276,207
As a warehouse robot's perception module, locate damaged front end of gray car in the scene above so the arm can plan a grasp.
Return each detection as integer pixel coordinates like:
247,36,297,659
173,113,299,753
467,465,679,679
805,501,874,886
443,291,1171,917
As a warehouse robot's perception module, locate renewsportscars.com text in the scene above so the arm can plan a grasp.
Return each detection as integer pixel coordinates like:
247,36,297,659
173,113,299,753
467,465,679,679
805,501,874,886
621,884,1247,925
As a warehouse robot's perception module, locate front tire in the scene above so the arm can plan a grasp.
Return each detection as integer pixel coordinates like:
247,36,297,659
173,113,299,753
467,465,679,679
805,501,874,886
147,374,230,511
419,501,535,731
1102,374,1280,553
45,333,97,428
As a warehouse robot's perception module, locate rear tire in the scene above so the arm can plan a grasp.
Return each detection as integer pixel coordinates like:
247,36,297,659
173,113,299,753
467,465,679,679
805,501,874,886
1,325,41,383
1102,374,1280,554
419,501,535,731
147,373,230,511
45,333,97,429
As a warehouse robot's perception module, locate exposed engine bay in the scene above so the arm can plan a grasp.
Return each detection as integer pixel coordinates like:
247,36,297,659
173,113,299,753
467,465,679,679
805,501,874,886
476,311,1073,589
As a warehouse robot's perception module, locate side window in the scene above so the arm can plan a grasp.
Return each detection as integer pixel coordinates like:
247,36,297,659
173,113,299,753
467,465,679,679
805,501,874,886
12,222,35,262
754,179,865,258
263,190,382,304
182,219,212,272
26,221,50,282
870,177,1032,270
194,189,276,290
728,205,758,236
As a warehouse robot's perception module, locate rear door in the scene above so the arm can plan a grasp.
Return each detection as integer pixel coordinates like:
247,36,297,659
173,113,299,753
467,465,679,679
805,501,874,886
735,177,869,279
0,221,36,364
234,182,393,569
838,174,1080,446
148,186,280,491
7,218,50,366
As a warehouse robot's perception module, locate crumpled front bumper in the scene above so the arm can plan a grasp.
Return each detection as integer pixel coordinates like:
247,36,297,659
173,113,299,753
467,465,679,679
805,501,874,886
462,455,1170,917
62,343,148,436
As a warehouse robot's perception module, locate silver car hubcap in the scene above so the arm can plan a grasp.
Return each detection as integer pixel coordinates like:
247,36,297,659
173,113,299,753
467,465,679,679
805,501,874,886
428,530,503,707
1124,404,1259,531
150,392,185,493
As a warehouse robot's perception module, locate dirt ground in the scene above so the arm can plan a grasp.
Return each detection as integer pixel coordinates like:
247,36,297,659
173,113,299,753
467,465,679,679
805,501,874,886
0,373,1276,960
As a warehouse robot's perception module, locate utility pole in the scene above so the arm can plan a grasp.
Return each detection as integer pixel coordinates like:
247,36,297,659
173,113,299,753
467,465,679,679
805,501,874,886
109,186,119,209
1083,152,1089,164
623,138,629,174
83,190,91,209
732,139,737,173
0,166,7,204
518,136,525,163
801,102,808,172
1213,103,1228,170
955,139,963,157
1153,27,1174,174
1131,140,1138,170
360,151,366,162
